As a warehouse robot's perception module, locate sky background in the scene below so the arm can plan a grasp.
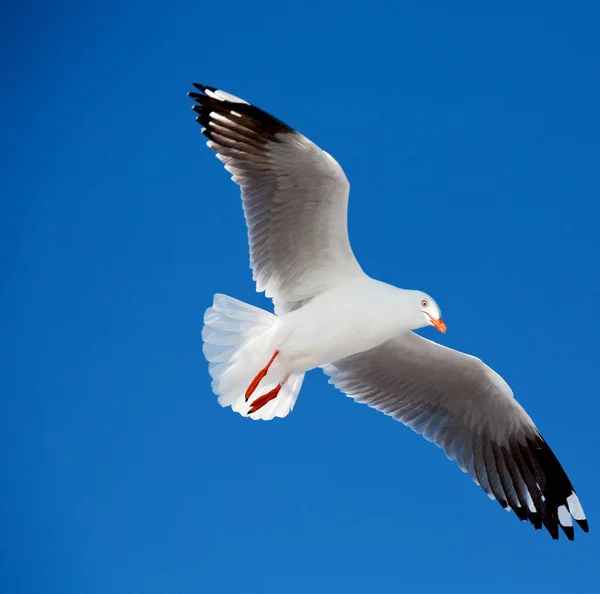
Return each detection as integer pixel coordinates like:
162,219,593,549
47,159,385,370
2,1,600,592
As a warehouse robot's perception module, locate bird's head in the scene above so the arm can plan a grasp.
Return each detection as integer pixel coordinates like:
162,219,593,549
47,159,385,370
415,292,446,333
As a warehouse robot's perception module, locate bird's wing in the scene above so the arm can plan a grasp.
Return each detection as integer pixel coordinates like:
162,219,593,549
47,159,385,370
189,84,364,314
323,332,588,540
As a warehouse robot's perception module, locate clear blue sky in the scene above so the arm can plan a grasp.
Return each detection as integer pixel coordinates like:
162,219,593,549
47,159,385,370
2,1,599,592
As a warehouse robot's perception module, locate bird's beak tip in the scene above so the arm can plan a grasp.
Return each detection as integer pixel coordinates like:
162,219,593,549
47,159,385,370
433,318,447,334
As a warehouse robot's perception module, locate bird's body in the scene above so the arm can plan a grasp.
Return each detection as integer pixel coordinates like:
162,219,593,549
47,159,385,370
190,83,588,540
274,277,425,372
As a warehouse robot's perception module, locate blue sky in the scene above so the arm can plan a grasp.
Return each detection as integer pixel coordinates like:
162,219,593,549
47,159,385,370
2,1,600,592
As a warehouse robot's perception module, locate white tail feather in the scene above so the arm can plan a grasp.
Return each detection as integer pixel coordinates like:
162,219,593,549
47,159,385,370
202,294,304,420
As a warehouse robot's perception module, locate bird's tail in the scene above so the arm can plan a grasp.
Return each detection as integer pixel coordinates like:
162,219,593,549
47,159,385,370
202,294,304,420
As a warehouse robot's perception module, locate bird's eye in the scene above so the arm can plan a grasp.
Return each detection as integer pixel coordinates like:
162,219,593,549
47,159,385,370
421,299,428,307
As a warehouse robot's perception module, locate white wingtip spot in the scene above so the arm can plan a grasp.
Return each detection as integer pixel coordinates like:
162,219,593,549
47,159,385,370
210,112,233,124
558,505,573,527
205,88,249,104
567,493,586,520
214,90,249,104
525,491,537,513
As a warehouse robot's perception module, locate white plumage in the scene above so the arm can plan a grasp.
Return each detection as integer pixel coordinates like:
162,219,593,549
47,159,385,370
189,83,588,540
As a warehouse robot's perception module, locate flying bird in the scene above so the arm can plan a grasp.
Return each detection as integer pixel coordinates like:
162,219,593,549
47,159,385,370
189,83,588,540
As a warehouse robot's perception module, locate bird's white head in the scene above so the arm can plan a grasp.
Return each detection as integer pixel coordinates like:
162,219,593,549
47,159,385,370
415,291,446,333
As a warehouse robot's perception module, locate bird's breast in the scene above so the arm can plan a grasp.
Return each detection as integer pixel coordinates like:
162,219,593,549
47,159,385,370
273,282,408,372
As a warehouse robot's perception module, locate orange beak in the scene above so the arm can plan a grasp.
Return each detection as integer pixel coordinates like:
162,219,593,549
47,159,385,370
427,314,447,333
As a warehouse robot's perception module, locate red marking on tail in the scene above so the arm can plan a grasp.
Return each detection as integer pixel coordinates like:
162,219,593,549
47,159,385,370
245,350,280,402
248,383,283,414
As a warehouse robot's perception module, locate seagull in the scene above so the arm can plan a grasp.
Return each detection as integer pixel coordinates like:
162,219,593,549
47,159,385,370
189,83,588,540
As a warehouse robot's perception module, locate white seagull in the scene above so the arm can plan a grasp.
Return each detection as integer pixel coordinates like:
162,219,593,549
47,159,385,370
189,83,588,540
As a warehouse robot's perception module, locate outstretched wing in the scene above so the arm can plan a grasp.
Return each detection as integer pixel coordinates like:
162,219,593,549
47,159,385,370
323,332,588,540
189,84,364,314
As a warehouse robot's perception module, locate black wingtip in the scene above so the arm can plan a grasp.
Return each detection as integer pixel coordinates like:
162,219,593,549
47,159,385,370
530,513,543,531
192,82,208,92
191,82,220,94
576,518,589,533
513,505,527,521
187,83,296,140
561,525,575,541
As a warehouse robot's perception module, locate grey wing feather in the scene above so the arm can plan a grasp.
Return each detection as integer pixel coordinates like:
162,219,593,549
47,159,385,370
323,332,588,540
189,84,363,314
